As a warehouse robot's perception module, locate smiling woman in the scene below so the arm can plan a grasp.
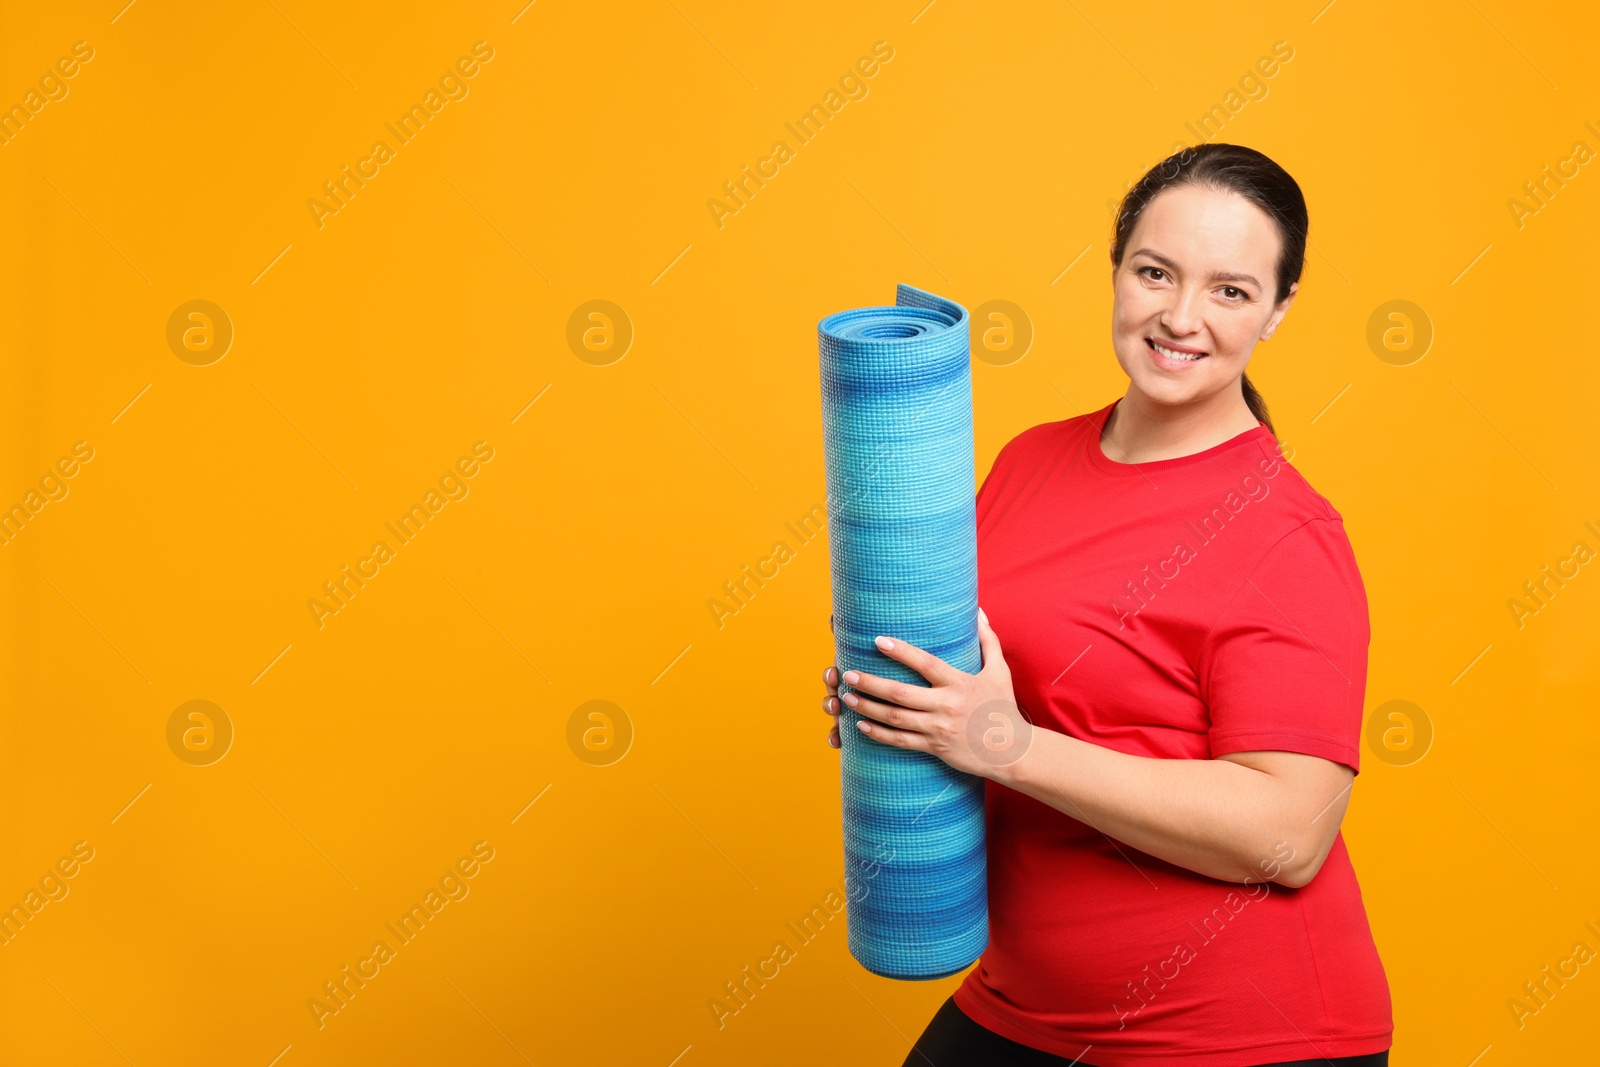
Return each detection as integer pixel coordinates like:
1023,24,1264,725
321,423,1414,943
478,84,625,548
820,144,1393,1067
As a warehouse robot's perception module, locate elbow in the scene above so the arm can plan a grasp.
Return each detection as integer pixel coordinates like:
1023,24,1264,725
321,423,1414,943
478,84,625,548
1273,856,1323,889
1269,838,1332,889
1240,836,1317,889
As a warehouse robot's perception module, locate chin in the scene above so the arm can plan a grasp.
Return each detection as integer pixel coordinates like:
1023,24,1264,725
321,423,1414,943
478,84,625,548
1129,373,1206,408
1126,383,1203,409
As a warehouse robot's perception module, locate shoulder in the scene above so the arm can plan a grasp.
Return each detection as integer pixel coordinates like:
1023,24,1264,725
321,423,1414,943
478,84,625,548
989,406,1105,469
1202,508,1372,669
1207,439,1368,618
1247,436,1346,529
1227,493,1369,642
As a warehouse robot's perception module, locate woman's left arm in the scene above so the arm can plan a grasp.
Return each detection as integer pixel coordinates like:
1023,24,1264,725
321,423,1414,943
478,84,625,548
838,612,1354,889
995,729,1352,887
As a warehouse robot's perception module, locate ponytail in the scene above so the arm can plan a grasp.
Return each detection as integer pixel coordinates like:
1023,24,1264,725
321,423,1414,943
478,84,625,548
1241,372,1273,434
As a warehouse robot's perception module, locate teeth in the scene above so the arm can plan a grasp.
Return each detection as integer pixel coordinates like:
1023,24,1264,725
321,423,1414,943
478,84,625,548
1153,341,1204,361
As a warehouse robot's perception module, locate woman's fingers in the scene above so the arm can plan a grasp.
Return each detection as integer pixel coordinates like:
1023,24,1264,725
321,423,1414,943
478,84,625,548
840,689,924,730
839,666,941,712
856,717,926,751
823,664,840,747
869,634,962,688
976,607,1009,674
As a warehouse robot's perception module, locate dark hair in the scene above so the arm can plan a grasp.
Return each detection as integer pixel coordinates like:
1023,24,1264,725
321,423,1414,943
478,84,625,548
1108,142,1307,435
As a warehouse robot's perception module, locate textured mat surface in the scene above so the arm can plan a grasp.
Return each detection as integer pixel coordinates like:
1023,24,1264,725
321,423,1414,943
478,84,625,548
818,283,989,980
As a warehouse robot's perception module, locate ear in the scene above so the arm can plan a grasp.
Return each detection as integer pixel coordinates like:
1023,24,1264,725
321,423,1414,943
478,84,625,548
1259,282,1297,342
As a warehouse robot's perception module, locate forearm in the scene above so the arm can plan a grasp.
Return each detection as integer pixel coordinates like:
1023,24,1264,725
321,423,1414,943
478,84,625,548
990,727,1308,885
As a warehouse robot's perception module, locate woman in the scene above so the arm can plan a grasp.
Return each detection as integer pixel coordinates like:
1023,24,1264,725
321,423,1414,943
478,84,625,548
819,143,1393,1066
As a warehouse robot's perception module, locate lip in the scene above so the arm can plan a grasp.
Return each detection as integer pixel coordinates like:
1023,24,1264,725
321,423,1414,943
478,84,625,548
1147,336,1206,354
1145,336,1209,370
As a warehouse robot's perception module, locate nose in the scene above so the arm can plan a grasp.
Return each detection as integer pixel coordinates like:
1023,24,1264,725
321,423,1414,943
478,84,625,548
1160,284,1206,337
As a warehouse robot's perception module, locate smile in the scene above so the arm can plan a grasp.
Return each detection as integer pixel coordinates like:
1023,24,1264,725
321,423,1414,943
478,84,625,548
1146,337,1208,367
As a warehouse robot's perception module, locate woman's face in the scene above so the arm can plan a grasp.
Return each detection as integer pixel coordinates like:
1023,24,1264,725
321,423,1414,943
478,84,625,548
1110,183,1296,413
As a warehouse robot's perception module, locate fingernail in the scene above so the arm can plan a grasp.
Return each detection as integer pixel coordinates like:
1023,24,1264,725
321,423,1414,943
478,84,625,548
978,607,988,624
842,692,858,707
875,636,895,650
858,721,871,733
843,670,859,685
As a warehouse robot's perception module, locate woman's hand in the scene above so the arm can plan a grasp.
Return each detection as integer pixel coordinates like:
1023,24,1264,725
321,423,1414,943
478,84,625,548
822,613,842,749
835,608,1032,779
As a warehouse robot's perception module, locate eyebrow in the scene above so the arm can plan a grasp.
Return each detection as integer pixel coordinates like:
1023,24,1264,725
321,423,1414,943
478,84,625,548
1129,248,1262,289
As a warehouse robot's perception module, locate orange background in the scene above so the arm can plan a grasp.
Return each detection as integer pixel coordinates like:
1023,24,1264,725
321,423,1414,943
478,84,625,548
1,1,1597,1063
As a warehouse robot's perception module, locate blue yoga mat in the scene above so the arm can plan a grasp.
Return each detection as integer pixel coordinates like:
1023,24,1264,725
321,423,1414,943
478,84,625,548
817,283,989,980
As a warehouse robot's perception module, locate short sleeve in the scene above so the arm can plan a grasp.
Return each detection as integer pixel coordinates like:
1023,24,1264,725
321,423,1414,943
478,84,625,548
1200,518,1370,773
976,454,1000,506
977,434,1020,505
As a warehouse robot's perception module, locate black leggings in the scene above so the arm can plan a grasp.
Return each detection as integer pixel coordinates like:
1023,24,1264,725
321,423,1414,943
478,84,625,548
903,996,1390,1067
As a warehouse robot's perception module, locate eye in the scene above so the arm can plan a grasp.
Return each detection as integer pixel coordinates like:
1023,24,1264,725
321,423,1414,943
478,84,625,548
1138,266,1166,281
1221,286,1245,300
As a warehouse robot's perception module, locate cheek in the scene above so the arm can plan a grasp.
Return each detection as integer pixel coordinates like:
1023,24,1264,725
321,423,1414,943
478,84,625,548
1112,285,1174,349
1209,314,1264,365
1108,304,1143,370
1110,285,1151,342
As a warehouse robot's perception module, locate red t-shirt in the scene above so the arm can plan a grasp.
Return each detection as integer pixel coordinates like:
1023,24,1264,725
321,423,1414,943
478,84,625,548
952,400,1392,1066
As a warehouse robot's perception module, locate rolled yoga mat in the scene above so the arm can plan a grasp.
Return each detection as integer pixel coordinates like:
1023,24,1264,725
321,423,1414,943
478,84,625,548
817,283,989,981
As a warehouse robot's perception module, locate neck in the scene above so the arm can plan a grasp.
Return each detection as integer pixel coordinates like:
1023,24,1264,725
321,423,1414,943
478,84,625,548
1101,384,1261,464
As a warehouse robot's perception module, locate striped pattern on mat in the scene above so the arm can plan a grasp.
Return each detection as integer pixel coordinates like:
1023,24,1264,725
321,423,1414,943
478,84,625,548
817,283,989,981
